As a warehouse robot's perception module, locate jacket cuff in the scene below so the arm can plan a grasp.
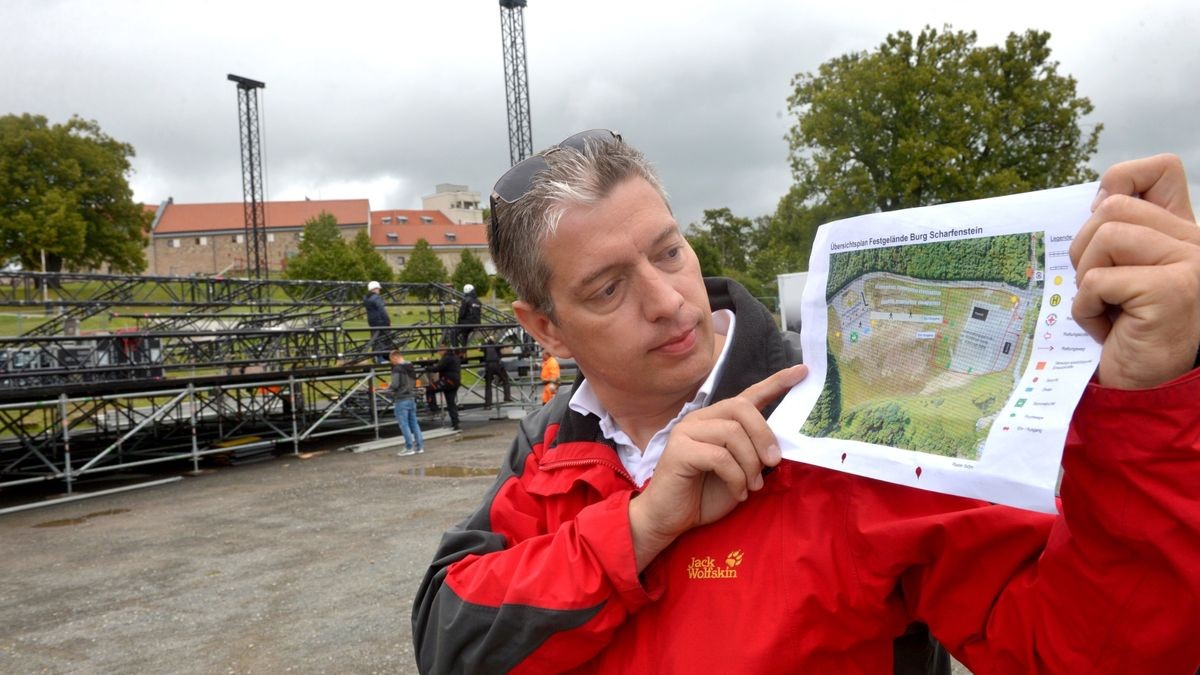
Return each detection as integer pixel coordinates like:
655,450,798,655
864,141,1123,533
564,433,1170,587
1077,365,1200,440
575,490,665,612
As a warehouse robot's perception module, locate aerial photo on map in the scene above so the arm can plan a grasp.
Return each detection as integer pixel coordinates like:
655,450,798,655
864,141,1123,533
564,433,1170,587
801,232,1045,460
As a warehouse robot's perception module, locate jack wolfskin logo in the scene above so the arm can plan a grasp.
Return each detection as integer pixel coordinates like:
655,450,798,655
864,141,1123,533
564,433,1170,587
687,551,742,580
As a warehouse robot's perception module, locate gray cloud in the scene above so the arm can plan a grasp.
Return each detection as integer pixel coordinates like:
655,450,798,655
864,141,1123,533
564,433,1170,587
2,0,1196,229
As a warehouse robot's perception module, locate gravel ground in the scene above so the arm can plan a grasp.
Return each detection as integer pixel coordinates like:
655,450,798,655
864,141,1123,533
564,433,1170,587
0,414,517,674
0,413,970,674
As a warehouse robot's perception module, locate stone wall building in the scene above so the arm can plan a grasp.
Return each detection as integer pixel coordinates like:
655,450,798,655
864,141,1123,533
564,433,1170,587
146,199,369,277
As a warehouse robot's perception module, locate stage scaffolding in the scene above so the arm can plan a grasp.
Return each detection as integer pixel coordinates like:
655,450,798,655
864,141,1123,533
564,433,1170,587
0,273,544,510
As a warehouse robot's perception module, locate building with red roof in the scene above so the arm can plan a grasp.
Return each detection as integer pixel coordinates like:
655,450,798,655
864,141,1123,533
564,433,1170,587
140,184,489,279
146,198,369,276
370,209,491,274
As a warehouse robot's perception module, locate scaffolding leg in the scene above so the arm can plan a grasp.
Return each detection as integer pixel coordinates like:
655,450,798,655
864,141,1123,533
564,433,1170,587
60,394,73,495
289,375,300,456
189,383,200,474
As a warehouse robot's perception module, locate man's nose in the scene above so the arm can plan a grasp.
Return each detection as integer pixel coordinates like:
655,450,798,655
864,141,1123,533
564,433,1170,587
639,265,684,321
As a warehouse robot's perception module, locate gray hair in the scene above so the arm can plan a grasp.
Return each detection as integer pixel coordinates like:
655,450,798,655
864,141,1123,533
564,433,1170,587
487,137,670,315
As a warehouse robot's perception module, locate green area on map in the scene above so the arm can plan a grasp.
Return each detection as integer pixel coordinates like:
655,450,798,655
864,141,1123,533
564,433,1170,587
802,233,1045,460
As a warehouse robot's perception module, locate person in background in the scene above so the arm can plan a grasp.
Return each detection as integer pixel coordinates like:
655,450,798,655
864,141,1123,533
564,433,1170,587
540,350,560,405
481,334,512,408
425,342,461,431
364,280,390,363
454,284,483,347
388,350,424,456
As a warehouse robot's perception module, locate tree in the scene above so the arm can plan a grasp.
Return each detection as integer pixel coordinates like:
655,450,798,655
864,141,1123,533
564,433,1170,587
687,235,723,278
785,26,1101,220
399,238,448,298
0,113,151,273
352,230,393,283
285,212,363,281
687,208,754,274
451,249,490,296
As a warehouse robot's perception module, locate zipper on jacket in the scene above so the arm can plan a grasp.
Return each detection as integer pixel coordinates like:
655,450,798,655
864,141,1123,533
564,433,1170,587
539,457,638,488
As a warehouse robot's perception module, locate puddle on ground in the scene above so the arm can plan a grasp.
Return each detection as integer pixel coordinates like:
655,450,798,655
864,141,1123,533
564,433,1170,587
33,508,131,528
401,465,499,478
33,517,88,528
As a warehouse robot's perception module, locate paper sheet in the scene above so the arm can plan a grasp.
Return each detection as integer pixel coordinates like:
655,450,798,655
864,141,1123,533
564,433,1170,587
768,183,1103,512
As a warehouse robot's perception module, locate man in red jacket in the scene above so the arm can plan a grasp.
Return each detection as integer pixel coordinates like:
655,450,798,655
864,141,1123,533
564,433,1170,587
412,131,1200,673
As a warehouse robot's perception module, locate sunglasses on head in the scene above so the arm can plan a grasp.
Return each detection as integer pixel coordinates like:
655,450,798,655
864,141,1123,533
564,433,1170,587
489,129,623,215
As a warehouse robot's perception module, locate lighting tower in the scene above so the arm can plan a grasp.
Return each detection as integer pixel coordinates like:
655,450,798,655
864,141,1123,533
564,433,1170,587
227,74,269,280
499,0,533,165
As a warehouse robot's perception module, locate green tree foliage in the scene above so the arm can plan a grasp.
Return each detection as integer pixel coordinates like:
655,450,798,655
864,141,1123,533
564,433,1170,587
352,230,393,283
826,233,1034,301
451,249,490,296
0,113,151,272
687,209,776,300
285,212,363,281
759,187,828,277
785,26,1101,220
687,235,723,278
688,208,753,273
491,274,515,301
836,401,911,448
801,348,842,436
399,238,448,298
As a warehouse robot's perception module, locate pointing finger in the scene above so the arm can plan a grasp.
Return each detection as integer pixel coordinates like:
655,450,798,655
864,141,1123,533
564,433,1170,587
737,364,809,412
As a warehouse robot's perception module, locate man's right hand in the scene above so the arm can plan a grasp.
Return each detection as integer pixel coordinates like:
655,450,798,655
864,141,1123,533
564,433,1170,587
628,364,808,572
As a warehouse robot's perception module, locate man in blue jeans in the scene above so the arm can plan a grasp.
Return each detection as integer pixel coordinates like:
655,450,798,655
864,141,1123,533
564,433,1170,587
388,350,424,456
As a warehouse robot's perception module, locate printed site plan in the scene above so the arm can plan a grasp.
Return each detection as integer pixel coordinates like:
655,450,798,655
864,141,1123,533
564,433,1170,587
770,183,1104,512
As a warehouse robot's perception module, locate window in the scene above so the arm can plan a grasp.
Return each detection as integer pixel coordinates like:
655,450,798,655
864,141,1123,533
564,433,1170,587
395,256,405,266
267,233,275,243
382,216,392,223
195,237,208,246
444,232,457,242
399,216,409,223
169,238,181,248
386,232,399,241
295,233,302,241
233,234,244,244
420,216,433,224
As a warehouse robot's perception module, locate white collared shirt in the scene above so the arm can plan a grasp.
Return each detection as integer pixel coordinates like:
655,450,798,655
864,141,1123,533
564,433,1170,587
568,310,737,487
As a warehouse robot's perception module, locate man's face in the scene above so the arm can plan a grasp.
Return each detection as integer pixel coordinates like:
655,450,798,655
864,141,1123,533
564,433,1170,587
516,177,715,409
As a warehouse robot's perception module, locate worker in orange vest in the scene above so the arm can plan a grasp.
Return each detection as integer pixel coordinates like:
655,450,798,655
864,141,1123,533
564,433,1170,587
540,351,560,405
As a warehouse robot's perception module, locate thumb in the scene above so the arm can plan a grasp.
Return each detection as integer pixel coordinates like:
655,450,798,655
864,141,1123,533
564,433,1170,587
739,364,809,411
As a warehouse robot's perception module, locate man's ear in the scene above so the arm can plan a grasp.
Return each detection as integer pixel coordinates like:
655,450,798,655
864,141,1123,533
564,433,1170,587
512,300,573,359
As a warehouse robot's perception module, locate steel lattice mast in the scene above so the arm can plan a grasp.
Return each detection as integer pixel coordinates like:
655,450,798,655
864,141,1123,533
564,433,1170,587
227,74,269,280
498,0,533,165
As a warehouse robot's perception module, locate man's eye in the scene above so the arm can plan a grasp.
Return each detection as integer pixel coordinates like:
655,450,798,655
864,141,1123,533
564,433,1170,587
602,283,617,296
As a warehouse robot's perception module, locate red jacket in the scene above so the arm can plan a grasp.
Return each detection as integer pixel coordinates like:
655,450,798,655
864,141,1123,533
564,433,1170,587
412,279,1200,673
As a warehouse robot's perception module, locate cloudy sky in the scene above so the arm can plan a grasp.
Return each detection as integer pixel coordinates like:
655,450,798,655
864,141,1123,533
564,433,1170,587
3,0,1197,227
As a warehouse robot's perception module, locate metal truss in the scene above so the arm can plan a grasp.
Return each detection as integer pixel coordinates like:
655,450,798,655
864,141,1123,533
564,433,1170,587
228,74,269,282
0,272,555,509
0,369,383,492
499,0,533,165
0,321,535,391
1,272,510,336
0,358,547,508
